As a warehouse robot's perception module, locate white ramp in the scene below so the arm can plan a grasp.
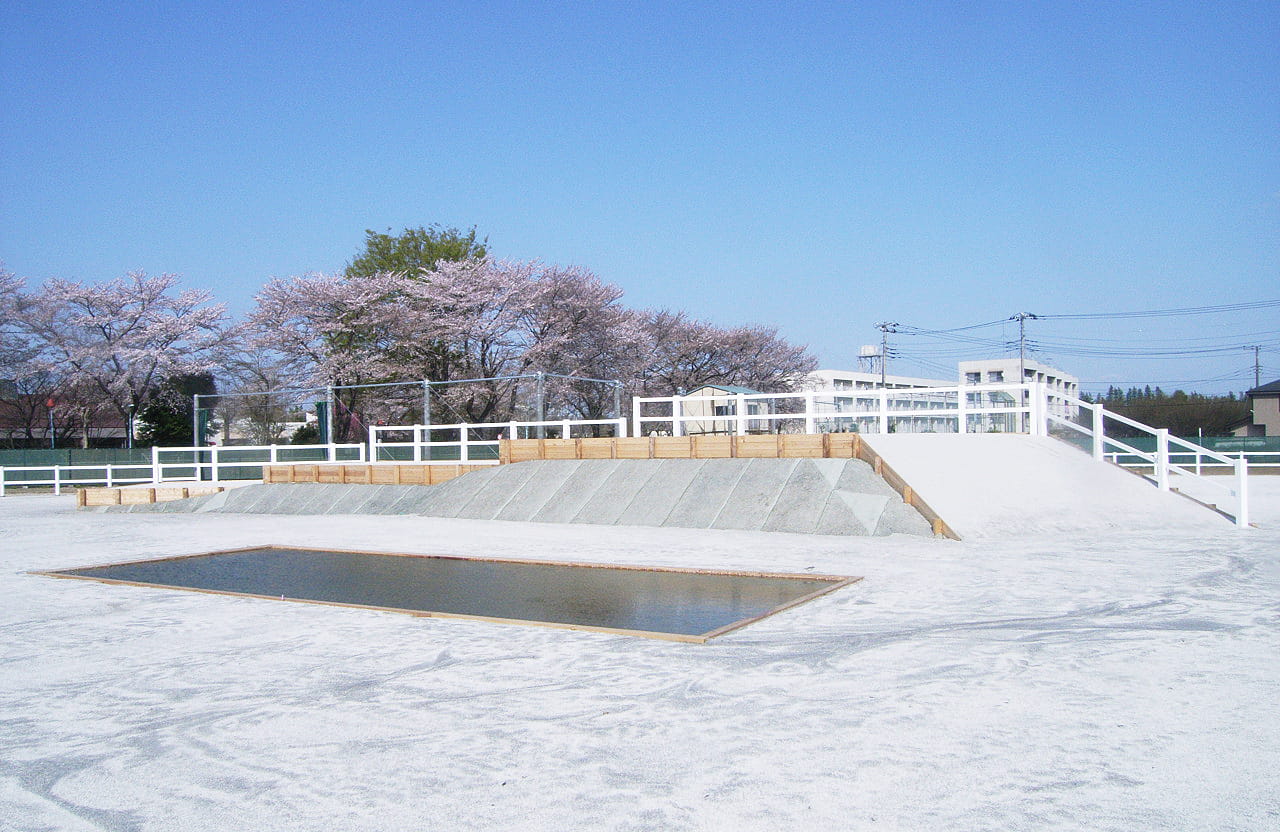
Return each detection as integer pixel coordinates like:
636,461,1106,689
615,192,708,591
866,434,1230,540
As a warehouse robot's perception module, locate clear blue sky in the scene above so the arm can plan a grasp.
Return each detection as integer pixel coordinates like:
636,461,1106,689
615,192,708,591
2,1,1276,393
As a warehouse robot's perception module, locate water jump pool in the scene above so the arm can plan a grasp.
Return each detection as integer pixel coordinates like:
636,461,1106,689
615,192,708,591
39,546,859,642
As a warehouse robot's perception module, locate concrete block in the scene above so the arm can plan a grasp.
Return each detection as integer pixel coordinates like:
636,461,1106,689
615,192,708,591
414,466,505,517
833,490,892,535
874,497,935,537
571,459,666,525
762,459,836,534
495,460,583,522
454,463,541,520
836,459,899,496
815,493,871,536
662,458,751,529
531,460,621,523
712,459,800,531
615,459,706,527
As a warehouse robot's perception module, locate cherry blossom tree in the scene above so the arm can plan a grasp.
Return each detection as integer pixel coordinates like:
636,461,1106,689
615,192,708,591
246,271,422,441
10,271,226,440
243,258,817,435
633,311,815,395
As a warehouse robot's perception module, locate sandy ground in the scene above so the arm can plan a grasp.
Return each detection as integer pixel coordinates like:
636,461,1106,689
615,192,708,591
2,476,1279,830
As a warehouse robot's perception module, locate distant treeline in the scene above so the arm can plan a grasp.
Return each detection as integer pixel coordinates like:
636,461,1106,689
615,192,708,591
1082,386,1250,437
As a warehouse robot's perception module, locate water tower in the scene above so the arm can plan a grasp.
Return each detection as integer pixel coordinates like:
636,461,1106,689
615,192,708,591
857,344,882,374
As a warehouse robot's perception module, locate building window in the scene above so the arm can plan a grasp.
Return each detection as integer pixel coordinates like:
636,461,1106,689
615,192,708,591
965,372,981,384
988,371,1003,383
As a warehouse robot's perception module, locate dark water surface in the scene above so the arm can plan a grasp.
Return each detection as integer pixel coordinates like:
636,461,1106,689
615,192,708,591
58,548,848,638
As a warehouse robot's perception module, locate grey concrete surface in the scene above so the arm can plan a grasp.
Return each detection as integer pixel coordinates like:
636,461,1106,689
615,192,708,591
96,458,937,537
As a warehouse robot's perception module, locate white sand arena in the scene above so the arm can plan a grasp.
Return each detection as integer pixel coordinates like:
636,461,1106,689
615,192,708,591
2,463,1278,830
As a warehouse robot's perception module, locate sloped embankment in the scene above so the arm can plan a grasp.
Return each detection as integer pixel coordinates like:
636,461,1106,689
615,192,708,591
102,458,934,537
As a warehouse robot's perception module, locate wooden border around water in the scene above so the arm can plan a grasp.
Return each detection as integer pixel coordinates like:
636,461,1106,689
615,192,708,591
33,546,861,644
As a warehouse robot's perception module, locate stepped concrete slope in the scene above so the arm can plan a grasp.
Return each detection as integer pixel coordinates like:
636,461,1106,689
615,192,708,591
867,434,1230,539
104,458,934,537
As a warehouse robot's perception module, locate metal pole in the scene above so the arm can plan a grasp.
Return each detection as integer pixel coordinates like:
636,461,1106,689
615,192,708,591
875,322,898,387
613,382,622,421
325,386,335,445
422,380,432,429
192,394,200,447
535,372,546,439
48,406,55,450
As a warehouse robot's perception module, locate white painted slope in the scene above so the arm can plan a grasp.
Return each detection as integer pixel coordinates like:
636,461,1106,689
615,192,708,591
866,434,1229,539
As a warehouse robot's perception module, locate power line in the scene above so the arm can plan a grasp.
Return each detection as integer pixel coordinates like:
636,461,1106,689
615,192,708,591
1039,298,1280,320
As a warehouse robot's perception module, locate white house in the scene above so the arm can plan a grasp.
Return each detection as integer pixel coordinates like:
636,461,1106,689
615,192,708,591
678,385,773,435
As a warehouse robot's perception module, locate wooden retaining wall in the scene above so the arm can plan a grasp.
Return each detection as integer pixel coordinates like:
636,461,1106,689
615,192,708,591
78,485,225,508
262,462,490,486
499,433,862,463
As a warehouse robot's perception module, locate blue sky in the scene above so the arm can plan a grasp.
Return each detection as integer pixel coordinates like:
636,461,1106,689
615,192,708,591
2,1,1277,393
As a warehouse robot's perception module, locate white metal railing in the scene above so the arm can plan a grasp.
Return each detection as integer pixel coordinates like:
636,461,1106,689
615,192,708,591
633,384,1049,437
1043,388,1249,528
1103,449,1279,474
0,443,365,496
369,418,629,463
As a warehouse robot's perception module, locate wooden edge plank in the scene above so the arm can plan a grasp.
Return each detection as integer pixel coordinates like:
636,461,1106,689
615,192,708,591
700,576,863,640
856,437,961,541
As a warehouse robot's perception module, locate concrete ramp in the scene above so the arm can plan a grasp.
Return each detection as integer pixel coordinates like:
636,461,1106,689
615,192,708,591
865,434,1229,539
105,458,935,537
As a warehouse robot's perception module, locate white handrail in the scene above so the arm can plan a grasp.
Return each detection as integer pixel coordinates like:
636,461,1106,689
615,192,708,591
369,417,628,463
0,442,366,495
1044,388,1250,528
633,384,1037,437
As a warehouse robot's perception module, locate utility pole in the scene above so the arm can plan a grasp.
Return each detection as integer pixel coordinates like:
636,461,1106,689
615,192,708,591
875,322,899,387
1011,313,1038,434
1246,345,1261,388
1010,312,1038,383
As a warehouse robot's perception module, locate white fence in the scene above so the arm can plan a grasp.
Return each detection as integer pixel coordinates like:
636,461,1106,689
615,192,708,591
369,418,629,463
0,443,365,496
632,384,1051,437
1042,388,1249,527
0,387,1257,527
635,384,1251,528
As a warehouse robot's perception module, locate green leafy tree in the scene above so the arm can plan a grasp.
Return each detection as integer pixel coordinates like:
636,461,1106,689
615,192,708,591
136,373,216,446
345,225,487,278
1085,386,1250,437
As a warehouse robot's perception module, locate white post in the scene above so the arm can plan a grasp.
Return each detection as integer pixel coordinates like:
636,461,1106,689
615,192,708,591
509,421,519,441
460,426,469,462
413,426,423,462
672,395,684,437
211,446,221,484
1091,403,1105,461
616,417,628,438
736,393,747,436
878,390,889,434
1155,429,1170,491
106,465,114,488
151,446,161,483
0,469,5,497
632,396,642,437
805,392,816,434
53,466,61,496
561,419,571,440
956,387,967,434
327,441,336,463
1236,457,1250,528
270,444,279,464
